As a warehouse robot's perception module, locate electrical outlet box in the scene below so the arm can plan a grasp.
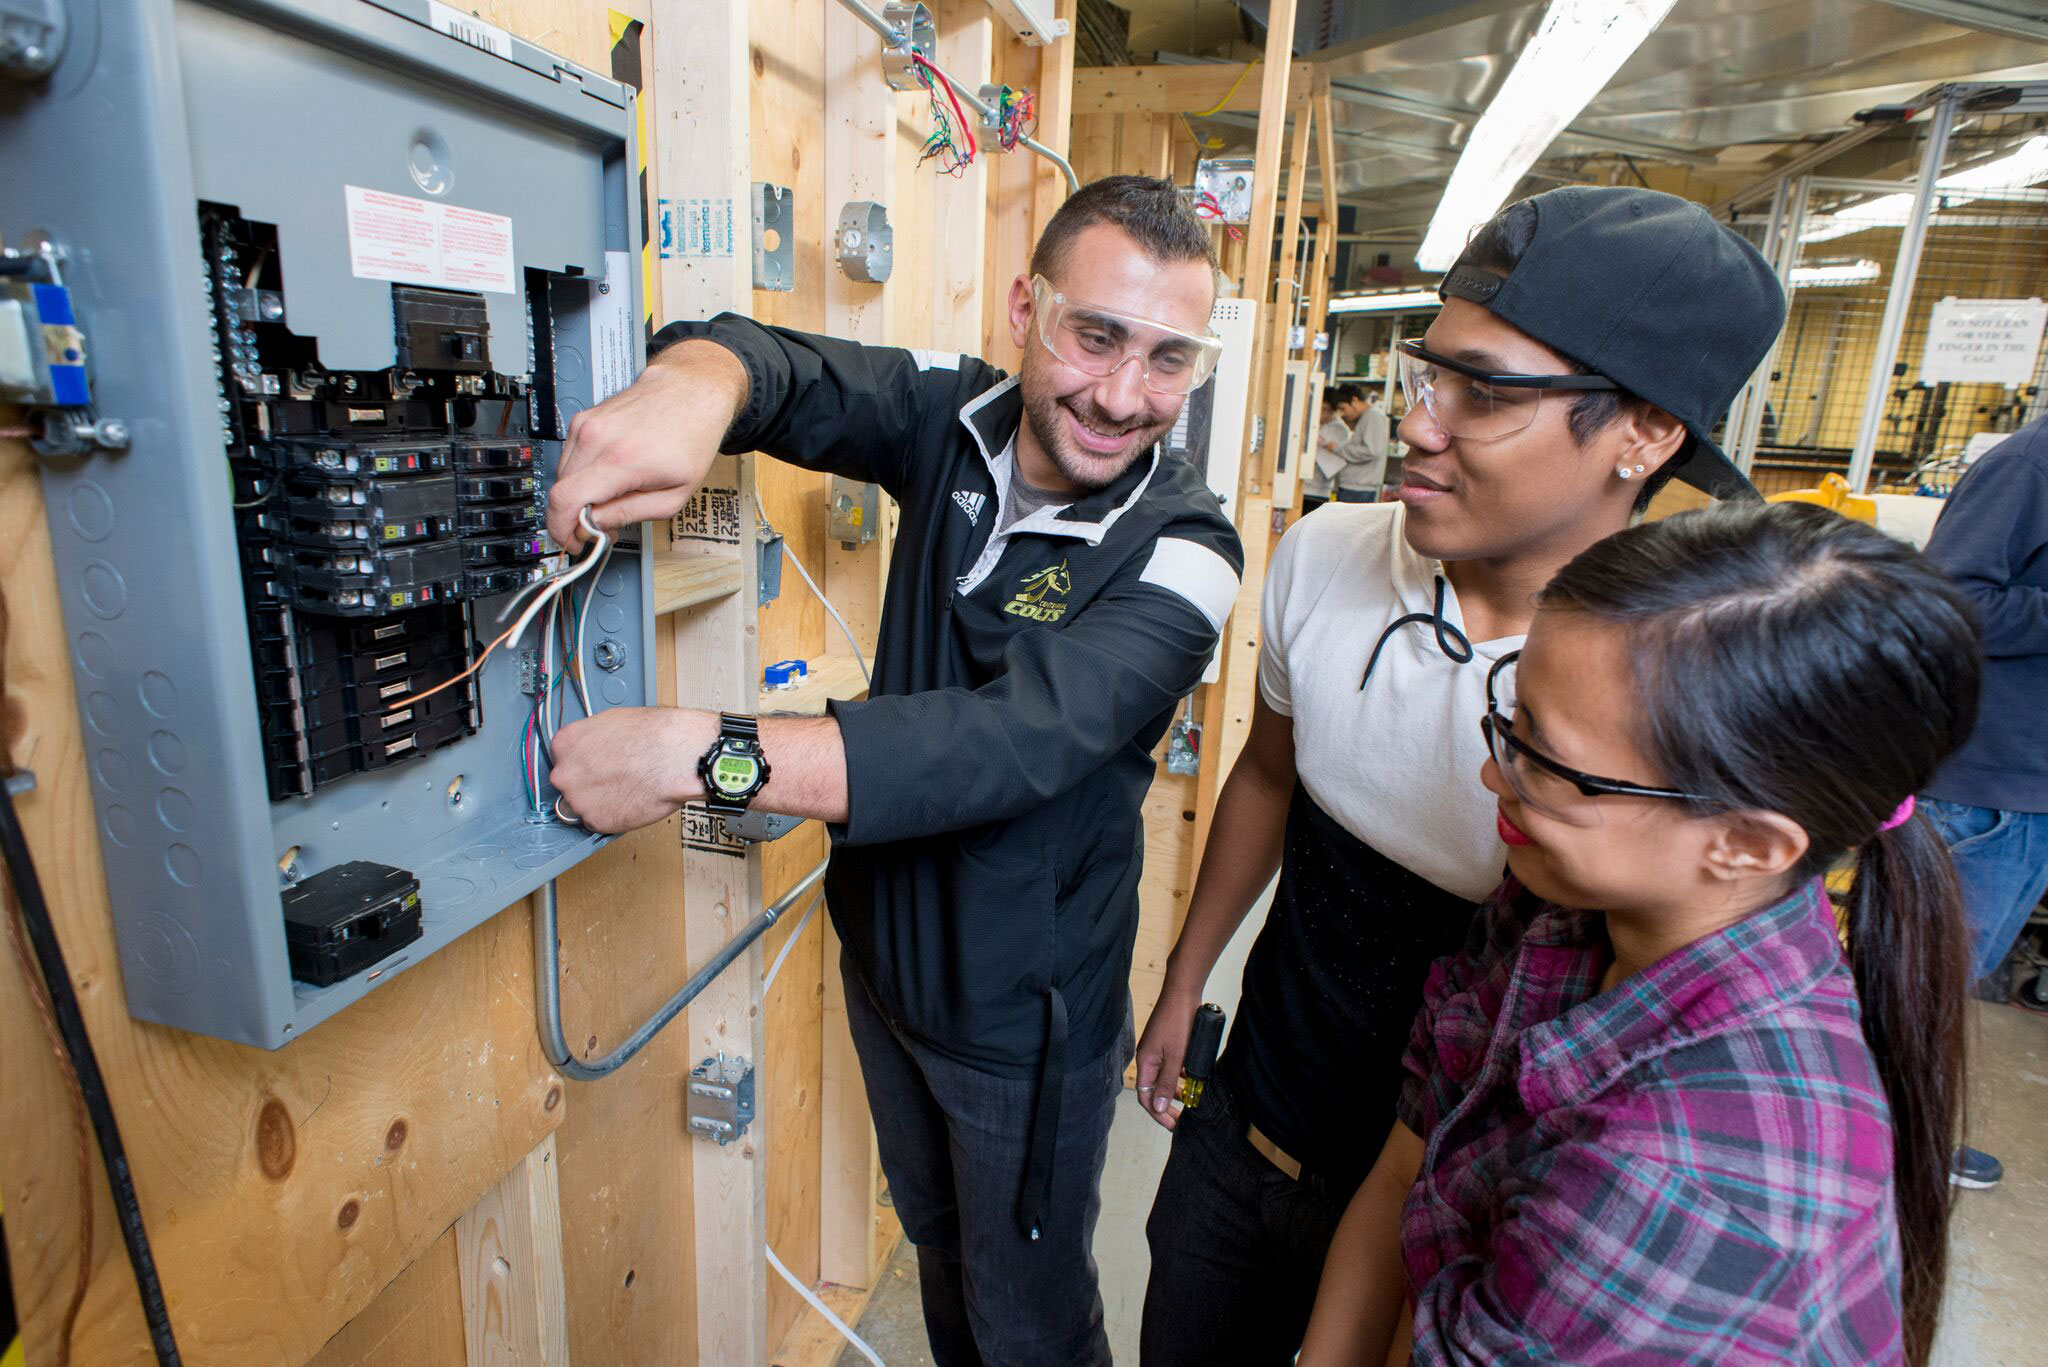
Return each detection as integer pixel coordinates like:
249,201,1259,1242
2,0,654,1048
1195,158,1256,225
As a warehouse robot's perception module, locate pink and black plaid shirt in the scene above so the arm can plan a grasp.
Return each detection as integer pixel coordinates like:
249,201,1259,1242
1397,878,1904,1364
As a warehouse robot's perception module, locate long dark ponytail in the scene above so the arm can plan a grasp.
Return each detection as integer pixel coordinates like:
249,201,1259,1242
1540,501,1981,1366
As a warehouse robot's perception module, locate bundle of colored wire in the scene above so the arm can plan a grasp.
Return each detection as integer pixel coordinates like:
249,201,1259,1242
911,52,976,176
386,507,610,714
994,85,1037,153
1192,191,1245,242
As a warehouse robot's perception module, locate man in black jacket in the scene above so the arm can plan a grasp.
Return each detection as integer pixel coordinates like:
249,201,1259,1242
546,176,1243,1366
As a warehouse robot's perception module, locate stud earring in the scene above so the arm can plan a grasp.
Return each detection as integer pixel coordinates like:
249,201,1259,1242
1617,462,1645,480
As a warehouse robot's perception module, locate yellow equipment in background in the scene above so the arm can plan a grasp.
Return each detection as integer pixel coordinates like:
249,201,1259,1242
1766,473,1877,524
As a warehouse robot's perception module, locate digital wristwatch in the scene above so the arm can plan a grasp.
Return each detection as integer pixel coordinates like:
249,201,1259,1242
697,711,771,815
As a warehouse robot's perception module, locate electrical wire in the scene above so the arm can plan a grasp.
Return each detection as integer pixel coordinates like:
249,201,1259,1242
1192,192,1246,243
762,887,825,993
767,1244,886,1367
1188,59,1260,118
386,508,610,710
0,582,94,1367
910,52,977,175
0,785,181,1364
781,541,871,687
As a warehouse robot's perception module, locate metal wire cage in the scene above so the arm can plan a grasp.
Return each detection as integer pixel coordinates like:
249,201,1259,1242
1722,85,2048,499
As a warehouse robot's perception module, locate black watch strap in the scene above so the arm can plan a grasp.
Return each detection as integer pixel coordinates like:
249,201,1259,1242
700,711,767,815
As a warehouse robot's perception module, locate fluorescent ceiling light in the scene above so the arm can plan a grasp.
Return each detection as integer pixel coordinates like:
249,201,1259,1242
1788,259,1882,287
1329,290,1442,314
1801,134,2048,243
1413,0,1677,271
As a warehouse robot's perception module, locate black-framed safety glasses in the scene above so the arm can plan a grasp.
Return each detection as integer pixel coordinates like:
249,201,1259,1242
1480,651,1714,811
1397,337,1620,441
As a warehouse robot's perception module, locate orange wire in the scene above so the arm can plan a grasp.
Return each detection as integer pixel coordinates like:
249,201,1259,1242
381,615,520,709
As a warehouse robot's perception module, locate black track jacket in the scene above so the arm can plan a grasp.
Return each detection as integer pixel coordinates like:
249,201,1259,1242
663,316,1243,1231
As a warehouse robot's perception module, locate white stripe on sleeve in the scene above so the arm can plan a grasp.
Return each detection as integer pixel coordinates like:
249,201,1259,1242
1138,537,1241,632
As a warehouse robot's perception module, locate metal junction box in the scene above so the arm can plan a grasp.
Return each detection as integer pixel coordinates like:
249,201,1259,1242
0,0,654,1047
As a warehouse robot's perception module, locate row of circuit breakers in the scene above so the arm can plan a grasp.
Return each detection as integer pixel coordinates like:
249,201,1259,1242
208,207,543,803
4,0,659,1048
209,204,549,983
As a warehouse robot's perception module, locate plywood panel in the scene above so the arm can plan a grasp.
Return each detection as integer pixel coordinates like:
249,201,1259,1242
0,438,563,1367
458,1134,569,1366
307,1228,467,1367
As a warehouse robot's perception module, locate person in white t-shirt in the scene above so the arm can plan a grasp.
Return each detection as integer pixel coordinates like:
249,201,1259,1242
1133,186,1789,1365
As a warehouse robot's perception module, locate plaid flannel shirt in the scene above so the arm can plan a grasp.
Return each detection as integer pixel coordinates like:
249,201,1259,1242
1397,878,1905,1364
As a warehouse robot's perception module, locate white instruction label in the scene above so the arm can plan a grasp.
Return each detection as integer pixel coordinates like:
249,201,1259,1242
590,250,636,402
428,1,514,60
345,185,517,295
657,197,735,259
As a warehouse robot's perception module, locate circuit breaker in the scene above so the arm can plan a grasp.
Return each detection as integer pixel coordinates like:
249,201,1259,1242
2,0,655,1047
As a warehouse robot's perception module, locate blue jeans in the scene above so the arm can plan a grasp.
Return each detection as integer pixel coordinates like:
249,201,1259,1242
1922,798,2048,981
1332,487,1378,503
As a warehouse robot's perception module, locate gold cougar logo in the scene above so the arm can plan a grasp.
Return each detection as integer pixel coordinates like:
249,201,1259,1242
1005,559,1072,622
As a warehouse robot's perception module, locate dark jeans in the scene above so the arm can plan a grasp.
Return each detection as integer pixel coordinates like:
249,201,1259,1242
1140,1071,1354,1366
841,951,1132,1367
1923,797,2048,980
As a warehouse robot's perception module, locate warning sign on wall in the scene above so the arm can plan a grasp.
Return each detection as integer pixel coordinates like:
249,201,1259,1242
1920,297,2047,386
344,185,516,295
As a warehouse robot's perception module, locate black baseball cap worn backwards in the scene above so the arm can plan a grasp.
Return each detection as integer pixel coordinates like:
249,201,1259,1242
1438,186,1786,500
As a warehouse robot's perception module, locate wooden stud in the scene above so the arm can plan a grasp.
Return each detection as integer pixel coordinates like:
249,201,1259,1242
820,0,900,667
1190,4,1299,869
1070,61,1317,116
648,2,770,1363
1261,104,1315,493
933,2,995,354
458,1135,570,1367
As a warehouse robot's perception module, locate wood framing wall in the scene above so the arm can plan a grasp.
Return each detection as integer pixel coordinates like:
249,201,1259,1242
0,2,1075,1364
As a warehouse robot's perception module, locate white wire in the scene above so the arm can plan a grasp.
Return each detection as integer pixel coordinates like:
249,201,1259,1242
542,593,561,749
781,541,872,686
762,888,825,992
500,509,611,649
766,1244,886,1367
569,536,611,716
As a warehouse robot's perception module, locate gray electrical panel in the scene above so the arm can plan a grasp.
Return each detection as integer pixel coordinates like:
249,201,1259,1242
0,0,655,1047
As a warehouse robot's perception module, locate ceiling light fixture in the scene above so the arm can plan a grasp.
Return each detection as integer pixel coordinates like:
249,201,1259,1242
1787,259,1882,287
1328,289,1443,315
1413,0,1677,271
1801,134,2048,243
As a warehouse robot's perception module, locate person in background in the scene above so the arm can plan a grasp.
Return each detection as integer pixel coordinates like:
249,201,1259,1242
1918,409,2048,1193
1303,385,1356,515
1134,186,1785,1365
545,176,1243,1367
1333,389,1392,502
1299,502,1979,1367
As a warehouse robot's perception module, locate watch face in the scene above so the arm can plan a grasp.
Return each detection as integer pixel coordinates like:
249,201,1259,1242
711,750,760,796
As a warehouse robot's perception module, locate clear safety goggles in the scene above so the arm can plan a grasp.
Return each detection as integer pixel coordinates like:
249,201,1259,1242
1031,275,1223,397
1397,338,1619,442
1481,652,1714,826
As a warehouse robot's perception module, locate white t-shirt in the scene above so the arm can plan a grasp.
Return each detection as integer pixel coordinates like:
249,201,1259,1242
1257,500,1522,902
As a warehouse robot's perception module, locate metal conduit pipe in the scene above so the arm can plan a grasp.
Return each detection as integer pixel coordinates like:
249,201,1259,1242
537,855,830,1081
834,0,1080,193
